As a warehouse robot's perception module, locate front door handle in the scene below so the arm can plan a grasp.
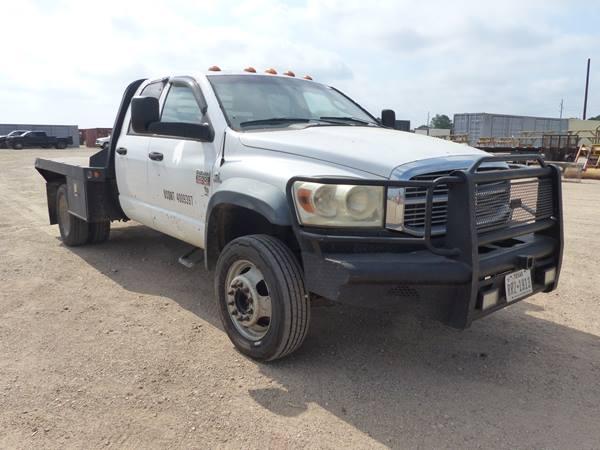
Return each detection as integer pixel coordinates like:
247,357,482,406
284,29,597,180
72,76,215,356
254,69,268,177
149,152,164,161
116,147,127,155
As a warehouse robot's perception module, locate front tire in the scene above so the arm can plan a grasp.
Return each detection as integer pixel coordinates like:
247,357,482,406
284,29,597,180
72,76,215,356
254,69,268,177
56,184,89,246
12,142,23,150
215,235,310,361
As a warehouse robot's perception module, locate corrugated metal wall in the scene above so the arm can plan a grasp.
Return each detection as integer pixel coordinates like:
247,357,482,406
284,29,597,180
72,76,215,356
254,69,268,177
453,113,568,146
0,124,79,147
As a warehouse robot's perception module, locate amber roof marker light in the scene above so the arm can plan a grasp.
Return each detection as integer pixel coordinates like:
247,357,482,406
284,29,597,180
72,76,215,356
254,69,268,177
208,65,221,71
303,75,313,80
283,70,295,77
265,68,277,75
244,67,257,73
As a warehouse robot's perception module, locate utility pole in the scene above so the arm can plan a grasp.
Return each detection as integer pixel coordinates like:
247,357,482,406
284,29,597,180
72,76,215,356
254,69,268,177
559,99,564,119
583,58,591,119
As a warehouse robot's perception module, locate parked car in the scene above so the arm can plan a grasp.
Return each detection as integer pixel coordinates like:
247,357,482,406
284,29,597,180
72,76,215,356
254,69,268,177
7,131,73,149
34,71,563,361
0,130,29,148
95,135,111,150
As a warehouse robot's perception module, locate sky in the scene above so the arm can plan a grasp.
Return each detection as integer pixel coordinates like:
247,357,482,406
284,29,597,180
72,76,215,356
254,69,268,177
0,0,598,128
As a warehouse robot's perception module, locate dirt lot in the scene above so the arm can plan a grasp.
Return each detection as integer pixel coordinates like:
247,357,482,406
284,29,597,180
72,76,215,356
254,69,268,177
1,148,599,449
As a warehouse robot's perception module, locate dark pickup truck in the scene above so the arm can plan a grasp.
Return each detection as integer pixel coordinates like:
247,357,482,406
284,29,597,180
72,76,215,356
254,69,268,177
0,130,28,148
7,131,73,149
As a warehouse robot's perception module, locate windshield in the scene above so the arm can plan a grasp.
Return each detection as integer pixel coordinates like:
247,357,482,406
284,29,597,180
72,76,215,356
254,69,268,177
8,131,26,137
208,75,378,130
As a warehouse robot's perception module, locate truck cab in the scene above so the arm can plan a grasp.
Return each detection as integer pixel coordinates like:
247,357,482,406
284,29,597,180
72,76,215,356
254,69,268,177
35,69,563,361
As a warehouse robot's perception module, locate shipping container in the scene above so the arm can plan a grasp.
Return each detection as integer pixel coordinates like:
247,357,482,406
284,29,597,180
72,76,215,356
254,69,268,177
453,113,568,147
0,124,79,147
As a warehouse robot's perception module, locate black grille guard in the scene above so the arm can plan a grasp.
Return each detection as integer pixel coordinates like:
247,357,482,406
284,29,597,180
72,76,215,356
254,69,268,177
286,153,562,263
285,154,563,328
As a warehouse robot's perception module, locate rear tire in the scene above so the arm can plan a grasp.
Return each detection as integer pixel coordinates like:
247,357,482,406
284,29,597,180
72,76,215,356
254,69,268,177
56,184,89,246
215,234,310,361
87,221,110,244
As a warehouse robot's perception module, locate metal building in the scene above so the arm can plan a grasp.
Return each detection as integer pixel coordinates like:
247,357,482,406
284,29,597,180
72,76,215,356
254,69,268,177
453,113,568,147
0,124,79,147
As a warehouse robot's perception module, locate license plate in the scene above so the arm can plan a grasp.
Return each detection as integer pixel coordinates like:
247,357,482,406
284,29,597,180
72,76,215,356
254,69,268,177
505,269,533,302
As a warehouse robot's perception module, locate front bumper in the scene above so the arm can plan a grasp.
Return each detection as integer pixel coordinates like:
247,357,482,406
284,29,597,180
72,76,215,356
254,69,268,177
287,155,564,329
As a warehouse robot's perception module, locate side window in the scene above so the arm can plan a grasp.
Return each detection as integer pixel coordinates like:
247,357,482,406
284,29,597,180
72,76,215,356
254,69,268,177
161,85,203,124
140,80,166,99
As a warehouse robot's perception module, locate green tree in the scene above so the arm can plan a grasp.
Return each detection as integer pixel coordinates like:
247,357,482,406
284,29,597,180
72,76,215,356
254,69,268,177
430,114,452,129
588,114,600,121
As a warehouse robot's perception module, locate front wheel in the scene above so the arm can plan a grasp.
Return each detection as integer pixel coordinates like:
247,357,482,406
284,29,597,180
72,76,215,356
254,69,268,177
215,235,310,361
12,142,23,150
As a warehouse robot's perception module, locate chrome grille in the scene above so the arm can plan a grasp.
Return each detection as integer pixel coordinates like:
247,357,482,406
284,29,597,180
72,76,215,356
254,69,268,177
400,170,554,235
402,170,453,233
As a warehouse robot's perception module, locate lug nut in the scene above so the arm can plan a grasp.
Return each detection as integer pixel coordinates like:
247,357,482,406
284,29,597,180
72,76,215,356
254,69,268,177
228,289,234,295
231,310,238,316
243,287,250,293
227,301,234,306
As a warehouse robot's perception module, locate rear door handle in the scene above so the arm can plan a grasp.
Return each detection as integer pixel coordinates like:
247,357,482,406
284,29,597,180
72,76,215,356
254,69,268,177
149,152,164,161
116,147,127,155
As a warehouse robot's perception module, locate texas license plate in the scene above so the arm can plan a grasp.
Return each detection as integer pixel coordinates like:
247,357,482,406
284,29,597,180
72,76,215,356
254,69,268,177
505,269,533,302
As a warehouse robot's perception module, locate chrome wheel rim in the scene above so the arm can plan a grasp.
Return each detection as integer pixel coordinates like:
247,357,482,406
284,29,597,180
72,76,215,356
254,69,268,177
58,192,70,236
224,260,272,341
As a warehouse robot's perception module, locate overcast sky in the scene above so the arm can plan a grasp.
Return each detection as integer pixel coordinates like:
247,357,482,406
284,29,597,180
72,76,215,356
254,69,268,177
1,0,598,128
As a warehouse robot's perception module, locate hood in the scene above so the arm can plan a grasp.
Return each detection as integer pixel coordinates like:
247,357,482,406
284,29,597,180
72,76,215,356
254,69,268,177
239,126,486,178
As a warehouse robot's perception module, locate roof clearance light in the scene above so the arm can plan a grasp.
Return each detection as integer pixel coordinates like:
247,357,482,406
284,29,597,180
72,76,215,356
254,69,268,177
208,65,221,71
244,67,256,73
303,75,313,80
283,70,295,77
265,68,277,75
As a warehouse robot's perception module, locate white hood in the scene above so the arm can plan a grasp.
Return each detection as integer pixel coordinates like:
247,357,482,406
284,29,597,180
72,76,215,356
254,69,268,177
239,126,487,178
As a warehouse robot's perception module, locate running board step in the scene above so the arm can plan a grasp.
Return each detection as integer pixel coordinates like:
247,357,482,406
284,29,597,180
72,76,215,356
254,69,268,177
178,247,204,268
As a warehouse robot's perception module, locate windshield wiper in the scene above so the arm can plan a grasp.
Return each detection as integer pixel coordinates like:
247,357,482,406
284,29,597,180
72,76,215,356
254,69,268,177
319,116,373,125
239,118,313,128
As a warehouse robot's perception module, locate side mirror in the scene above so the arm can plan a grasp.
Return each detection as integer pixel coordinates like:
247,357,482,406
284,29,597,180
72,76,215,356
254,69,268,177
381,109,396,128
147,122,215,142
131,97,159,133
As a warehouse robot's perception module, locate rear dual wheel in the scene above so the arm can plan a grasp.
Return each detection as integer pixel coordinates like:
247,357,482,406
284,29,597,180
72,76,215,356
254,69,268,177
56,184,110,246
215,235,310,361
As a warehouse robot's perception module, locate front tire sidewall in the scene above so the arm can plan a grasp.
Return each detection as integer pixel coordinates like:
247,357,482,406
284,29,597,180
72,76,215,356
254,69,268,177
215,238,297,361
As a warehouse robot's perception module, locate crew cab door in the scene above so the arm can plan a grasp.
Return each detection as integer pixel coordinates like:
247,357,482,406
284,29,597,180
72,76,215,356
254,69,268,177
114,79,167,225
146,78,217,248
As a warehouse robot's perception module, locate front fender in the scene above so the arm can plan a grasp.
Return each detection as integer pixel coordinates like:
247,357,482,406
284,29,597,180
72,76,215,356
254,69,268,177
204,178,292,270
207,177,292,226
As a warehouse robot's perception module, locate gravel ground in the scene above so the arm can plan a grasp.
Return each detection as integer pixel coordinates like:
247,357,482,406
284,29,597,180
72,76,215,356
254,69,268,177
1,148,599,449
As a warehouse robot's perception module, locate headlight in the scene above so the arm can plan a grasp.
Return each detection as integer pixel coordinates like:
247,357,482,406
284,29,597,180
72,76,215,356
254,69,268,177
292,181,384,227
